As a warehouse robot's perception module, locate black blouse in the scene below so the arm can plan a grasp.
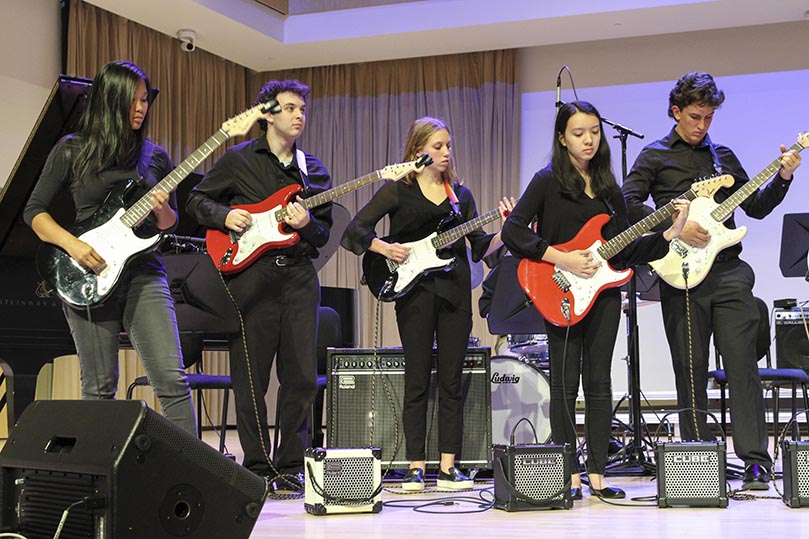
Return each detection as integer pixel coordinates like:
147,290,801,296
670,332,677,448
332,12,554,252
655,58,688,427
341,179,495,312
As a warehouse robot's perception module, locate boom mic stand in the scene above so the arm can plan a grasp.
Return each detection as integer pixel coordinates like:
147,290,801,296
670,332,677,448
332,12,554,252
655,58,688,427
601,117,656,476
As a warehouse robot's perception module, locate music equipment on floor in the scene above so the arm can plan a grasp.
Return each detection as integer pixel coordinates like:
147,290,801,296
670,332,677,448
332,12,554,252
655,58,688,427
37,101,278,308
775,308,809,373
651,132,808,289
304,447,383,515
518,175,732,326
362,207,503,301
0,400,267,538
326,347,491,469
781,440,809,507
655,441,728,508
493,443,573,511
207,154,432,274
490,355,551,446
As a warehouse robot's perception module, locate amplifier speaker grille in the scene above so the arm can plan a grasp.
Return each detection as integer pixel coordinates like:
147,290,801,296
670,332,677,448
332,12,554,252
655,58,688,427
782,440,809,507
655,441,728,508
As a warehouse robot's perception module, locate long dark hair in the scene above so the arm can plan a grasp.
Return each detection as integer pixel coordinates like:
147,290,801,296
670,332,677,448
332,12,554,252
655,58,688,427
71,60,151,180
551,101,617,198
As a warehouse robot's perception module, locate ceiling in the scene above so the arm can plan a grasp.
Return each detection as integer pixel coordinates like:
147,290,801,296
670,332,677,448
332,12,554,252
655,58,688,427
85,0,809,72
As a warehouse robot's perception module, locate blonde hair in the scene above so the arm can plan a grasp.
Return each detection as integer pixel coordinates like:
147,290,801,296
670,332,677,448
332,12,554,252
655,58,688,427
401,116,459,185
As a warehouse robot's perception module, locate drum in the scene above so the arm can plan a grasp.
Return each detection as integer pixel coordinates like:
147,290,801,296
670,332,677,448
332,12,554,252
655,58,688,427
490,355,552,445
507,334,548,358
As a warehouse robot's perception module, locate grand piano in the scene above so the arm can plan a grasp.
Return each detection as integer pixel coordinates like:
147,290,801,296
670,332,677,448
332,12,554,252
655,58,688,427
0,76,356,424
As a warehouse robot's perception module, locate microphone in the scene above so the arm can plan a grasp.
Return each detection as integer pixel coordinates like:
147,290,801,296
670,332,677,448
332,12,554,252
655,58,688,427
555,73,562,113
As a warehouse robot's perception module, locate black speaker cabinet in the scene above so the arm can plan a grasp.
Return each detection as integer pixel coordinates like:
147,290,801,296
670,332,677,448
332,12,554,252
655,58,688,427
326,347,491,469
492,443,572,511
782,440,809,508
655,441,728,508
0,400,267,539
775,309,809,372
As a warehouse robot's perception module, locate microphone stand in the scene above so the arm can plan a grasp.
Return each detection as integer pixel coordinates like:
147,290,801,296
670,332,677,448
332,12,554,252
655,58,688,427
602,117,655,476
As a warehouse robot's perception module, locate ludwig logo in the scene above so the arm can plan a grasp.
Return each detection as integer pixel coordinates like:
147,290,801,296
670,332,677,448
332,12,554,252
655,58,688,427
491,372,520,384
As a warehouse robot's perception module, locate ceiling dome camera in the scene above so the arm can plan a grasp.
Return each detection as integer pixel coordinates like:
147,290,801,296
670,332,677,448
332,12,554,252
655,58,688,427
176,29,196,52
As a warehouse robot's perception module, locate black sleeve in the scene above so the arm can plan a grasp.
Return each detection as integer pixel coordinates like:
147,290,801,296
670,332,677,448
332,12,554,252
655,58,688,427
501,170,551,261
340,180,399,255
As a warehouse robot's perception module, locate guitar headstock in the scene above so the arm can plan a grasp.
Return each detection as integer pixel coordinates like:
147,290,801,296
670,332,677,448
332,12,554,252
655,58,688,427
798,132,809,149
379,153,434,181
220,99,281,138
691,174,734,197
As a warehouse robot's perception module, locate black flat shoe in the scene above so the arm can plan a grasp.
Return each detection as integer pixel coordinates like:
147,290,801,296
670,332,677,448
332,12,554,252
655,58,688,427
589,486,626,499
570,487,583,500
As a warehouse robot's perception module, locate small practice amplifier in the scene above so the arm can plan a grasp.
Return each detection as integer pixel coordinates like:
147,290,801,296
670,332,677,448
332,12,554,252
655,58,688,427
782,440,809,508
655,441,728,508
304,447,383,516
492,443,572,511
774,308,809,372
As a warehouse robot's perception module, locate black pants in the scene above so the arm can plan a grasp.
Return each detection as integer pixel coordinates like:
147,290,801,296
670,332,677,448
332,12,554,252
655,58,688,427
395,287,472,461
226,256,319,475
660,258,771,468
545,289,621,475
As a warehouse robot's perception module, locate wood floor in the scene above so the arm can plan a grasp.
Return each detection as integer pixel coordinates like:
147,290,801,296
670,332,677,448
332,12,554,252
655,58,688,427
201,431,809,539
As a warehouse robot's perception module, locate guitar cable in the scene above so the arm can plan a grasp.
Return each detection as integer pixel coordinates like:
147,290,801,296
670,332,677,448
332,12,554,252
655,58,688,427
682,262,703,440
558,300,589,491
215,253,290,500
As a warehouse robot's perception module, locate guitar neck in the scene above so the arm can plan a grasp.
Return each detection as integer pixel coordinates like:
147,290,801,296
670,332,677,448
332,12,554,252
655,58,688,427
432,208,501,250
712,141,805,222
599,187,702,259
121,129,230,228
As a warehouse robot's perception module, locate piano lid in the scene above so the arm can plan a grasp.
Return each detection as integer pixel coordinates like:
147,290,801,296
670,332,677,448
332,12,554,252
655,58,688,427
0,75,92,258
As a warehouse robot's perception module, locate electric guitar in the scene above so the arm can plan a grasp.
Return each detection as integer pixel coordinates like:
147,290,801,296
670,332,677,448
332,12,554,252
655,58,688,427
518,175,733,327
362,206,505,301
37,101,277,307
651,132,808,289
206,154,432,274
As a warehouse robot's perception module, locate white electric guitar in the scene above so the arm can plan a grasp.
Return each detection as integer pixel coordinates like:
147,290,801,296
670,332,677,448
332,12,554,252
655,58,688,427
651,132,808,289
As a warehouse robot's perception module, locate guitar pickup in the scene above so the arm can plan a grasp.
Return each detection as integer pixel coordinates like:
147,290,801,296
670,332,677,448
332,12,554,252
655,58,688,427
552,271,571,293
670,239,688,258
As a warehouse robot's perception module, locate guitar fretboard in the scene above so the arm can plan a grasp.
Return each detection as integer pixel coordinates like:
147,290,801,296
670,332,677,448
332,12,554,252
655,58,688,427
273,169,385,222
711,141,805,223
120,129,230,228
432,208,502,250
598,188,701,260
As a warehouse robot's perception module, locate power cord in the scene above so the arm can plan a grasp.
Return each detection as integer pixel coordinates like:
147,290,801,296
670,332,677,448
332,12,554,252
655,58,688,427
53,495,106,539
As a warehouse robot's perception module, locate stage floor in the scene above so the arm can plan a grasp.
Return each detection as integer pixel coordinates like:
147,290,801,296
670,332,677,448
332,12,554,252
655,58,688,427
201,431,807,539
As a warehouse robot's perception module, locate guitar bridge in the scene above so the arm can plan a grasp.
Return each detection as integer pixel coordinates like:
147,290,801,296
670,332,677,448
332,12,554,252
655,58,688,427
671,239,688,258
552,271,571,293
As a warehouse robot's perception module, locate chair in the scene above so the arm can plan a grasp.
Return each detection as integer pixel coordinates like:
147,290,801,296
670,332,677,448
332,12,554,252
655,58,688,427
126,333,232,453
272,305,341,456
709,297,809,444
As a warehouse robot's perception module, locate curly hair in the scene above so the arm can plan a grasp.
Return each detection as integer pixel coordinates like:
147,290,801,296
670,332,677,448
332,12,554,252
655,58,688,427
668,72,725,119
254,79,310,131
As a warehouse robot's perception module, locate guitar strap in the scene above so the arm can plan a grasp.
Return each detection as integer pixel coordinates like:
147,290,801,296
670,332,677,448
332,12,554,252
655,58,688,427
706,140,724,176
137,140,156,180
443,181,462,219
295,148,311,196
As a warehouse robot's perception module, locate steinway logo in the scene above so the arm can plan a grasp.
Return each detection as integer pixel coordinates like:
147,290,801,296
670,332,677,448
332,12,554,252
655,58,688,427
491,372,520,384
671,454,712,464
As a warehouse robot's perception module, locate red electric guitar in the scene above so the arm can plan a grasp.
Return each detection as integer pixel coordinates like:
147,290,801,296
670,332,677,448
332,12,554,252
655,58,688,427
206,154,432,274
518,175,733,327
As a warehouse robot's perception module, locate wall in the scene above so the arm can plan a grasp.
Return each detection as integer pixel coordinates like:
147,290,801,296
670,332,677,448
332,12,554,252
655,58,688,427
0,0,62,190
518,21,809,397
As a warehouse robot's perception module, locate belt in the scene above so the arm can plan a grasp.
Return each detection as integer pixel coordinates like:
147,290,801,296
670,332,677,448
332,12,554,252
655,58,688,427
267,255,309,267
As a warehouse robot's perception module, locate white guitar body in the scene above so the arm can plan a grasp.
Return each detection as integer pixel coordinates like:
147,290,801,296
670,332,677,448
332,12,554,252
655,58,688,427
229,205,293,267
389,232,454,296
76,209,161,299
649,196,747,289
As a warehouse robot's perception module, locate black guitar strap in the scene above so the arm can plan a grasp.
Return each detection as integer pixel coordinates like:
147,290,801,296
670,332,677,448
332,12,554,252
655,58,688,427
137,139,156,180
443,181,462,219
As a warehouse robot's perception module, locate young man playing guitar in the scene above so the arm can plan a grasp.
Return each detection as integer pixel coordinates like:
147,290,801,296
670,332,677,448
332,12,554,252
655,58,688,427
622,72,802,490
187,80,331,490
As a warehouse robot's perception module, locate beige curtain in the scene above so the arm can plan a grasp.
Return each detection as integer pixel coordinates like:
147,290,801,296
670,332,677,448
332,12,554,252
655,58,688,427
66,0,520,354
253,51,520,349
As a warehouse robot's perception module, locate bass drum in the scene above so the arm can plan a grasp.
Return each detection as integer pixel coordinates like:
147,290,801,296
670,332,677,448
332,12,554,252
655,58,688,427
490,356,552,445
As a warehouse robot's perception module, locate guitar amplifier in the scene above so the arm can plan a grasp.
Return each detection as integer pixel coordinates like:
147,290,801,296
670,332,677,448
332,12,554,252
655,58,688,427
655,441,728,508
304,447,383,515
781,440,809,508
775,309,809,373
327,347,491,469
493,443,572,511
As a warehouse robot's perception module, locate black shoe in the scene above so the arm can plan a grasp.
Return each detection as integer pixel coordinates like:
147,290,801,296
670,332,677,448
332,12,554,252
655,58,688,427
742,464,770,491
570,487,583,500
437,467,473,490
402,467,425,492
589,486,626,499
275,472,305,492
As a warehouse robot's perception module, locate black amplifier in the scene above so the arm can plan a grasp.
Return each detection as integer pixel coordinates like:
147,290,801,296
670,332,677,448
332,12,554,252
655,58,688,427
774,309,809,372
